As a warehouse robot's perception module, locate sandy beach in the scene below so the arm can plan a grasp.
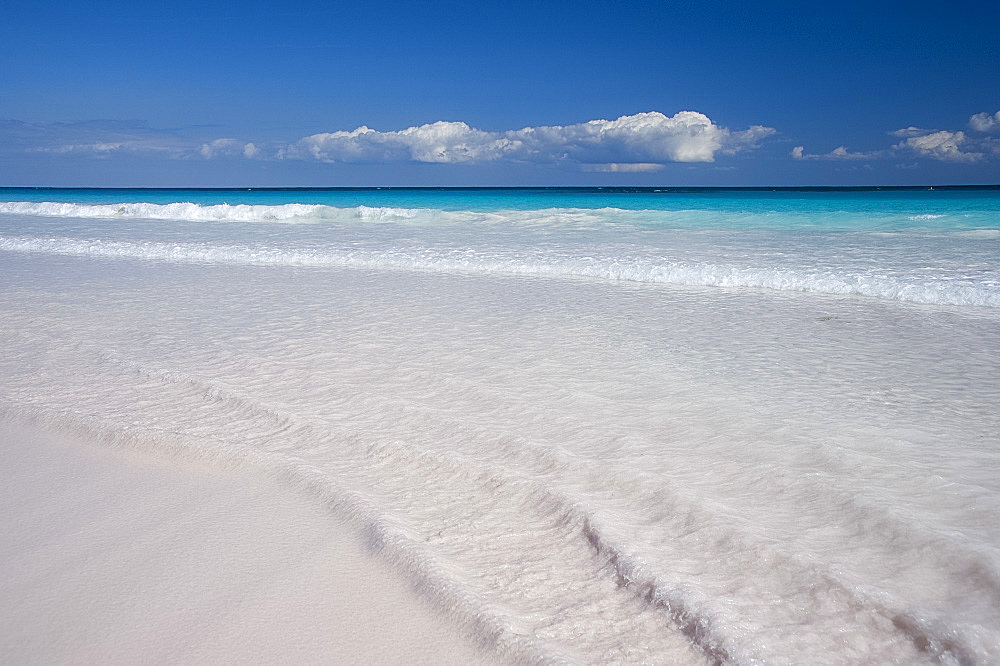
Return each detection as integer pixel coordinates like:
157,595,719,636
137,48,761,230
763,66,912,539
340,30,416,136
0,419,489,664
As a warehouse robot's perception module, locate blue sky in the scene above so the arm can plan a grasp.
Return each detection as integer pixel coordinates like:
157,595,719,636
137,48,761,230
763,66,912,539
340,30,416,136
2,0,998,186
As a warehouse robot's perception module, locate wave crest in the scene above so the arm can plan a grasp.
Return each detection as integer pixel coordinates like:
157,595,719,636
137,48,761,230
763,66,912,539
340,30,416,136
0,201,422,223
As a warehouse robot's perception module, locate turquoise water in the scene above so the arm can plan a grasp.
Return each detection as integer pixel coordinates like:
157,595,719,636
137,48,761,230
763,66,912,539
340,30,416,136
2,187,999,307
3,186,1000,229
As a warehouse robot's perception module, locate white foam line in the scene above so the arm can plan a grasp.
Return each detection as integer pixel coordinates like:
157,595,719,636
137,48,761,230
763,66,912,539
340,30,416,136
0,201,421,222
3,235,998,308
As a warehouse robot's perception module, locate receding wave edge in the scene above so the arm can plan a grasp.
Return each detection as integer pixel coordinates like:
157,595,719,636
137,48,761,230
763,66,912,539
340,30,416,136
2,235,997,308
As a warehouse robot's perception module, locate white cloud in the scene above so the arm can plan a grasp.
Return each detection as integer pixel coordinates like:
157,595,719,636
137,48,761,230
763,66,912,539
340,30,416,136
969,110,1000,133
724,125,777,153
581,162,664,172
791,145,885,160
33,142,127,154
894,130,982,163
278,112,775,168
890,126,933,138
199,138,260,159
795,123,991,164
284,121,514,164
30,140,188,157
7,114,775,170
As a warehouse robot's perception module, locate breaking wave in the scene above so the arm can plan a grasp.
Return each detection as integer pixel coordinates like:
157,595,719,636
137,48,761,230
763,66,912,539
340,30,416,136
0,201,421,223
4,200,999,234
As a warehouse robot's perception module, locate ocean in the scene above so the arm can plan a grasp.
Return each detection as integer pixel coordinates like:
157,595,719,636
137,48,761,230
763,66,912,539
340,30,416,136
2,187,999,663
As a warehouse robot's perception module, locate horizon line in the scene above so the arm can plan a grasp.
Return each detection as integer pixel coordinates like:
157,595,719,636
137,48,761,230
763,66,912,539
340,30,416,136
2,184,999,192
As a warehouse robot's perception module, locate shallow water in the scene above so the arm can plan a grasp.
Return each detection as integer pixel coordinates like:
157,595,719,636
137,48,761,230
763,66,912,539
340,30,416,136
2,189,999,663
3,188,999,307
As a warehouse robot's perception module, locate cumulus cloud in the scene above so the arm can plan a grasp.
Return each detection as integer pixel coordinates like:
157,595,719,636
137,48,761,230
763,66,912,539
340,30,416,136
893,130,982,163
281,121,511,164
969,110,1000,133
199,138,260,159
277,112,775,168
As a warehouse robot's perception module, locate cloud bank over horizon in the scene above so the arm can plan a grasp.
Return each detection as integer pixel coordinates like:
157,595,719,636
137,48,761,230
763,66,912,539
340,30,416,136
3,112,776,172
276,112,775,168
5,109,999,186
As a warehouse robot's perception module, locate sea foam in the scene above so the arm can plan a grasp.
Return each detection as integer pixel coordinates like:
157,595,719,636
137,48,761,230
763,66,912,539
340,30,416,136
2,234,997,307
0,201,421,223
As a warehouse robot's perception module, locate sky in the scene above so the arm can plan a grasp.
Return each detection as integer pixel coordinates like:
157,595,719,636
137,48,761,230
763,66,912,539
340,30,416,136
2,0,999,187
